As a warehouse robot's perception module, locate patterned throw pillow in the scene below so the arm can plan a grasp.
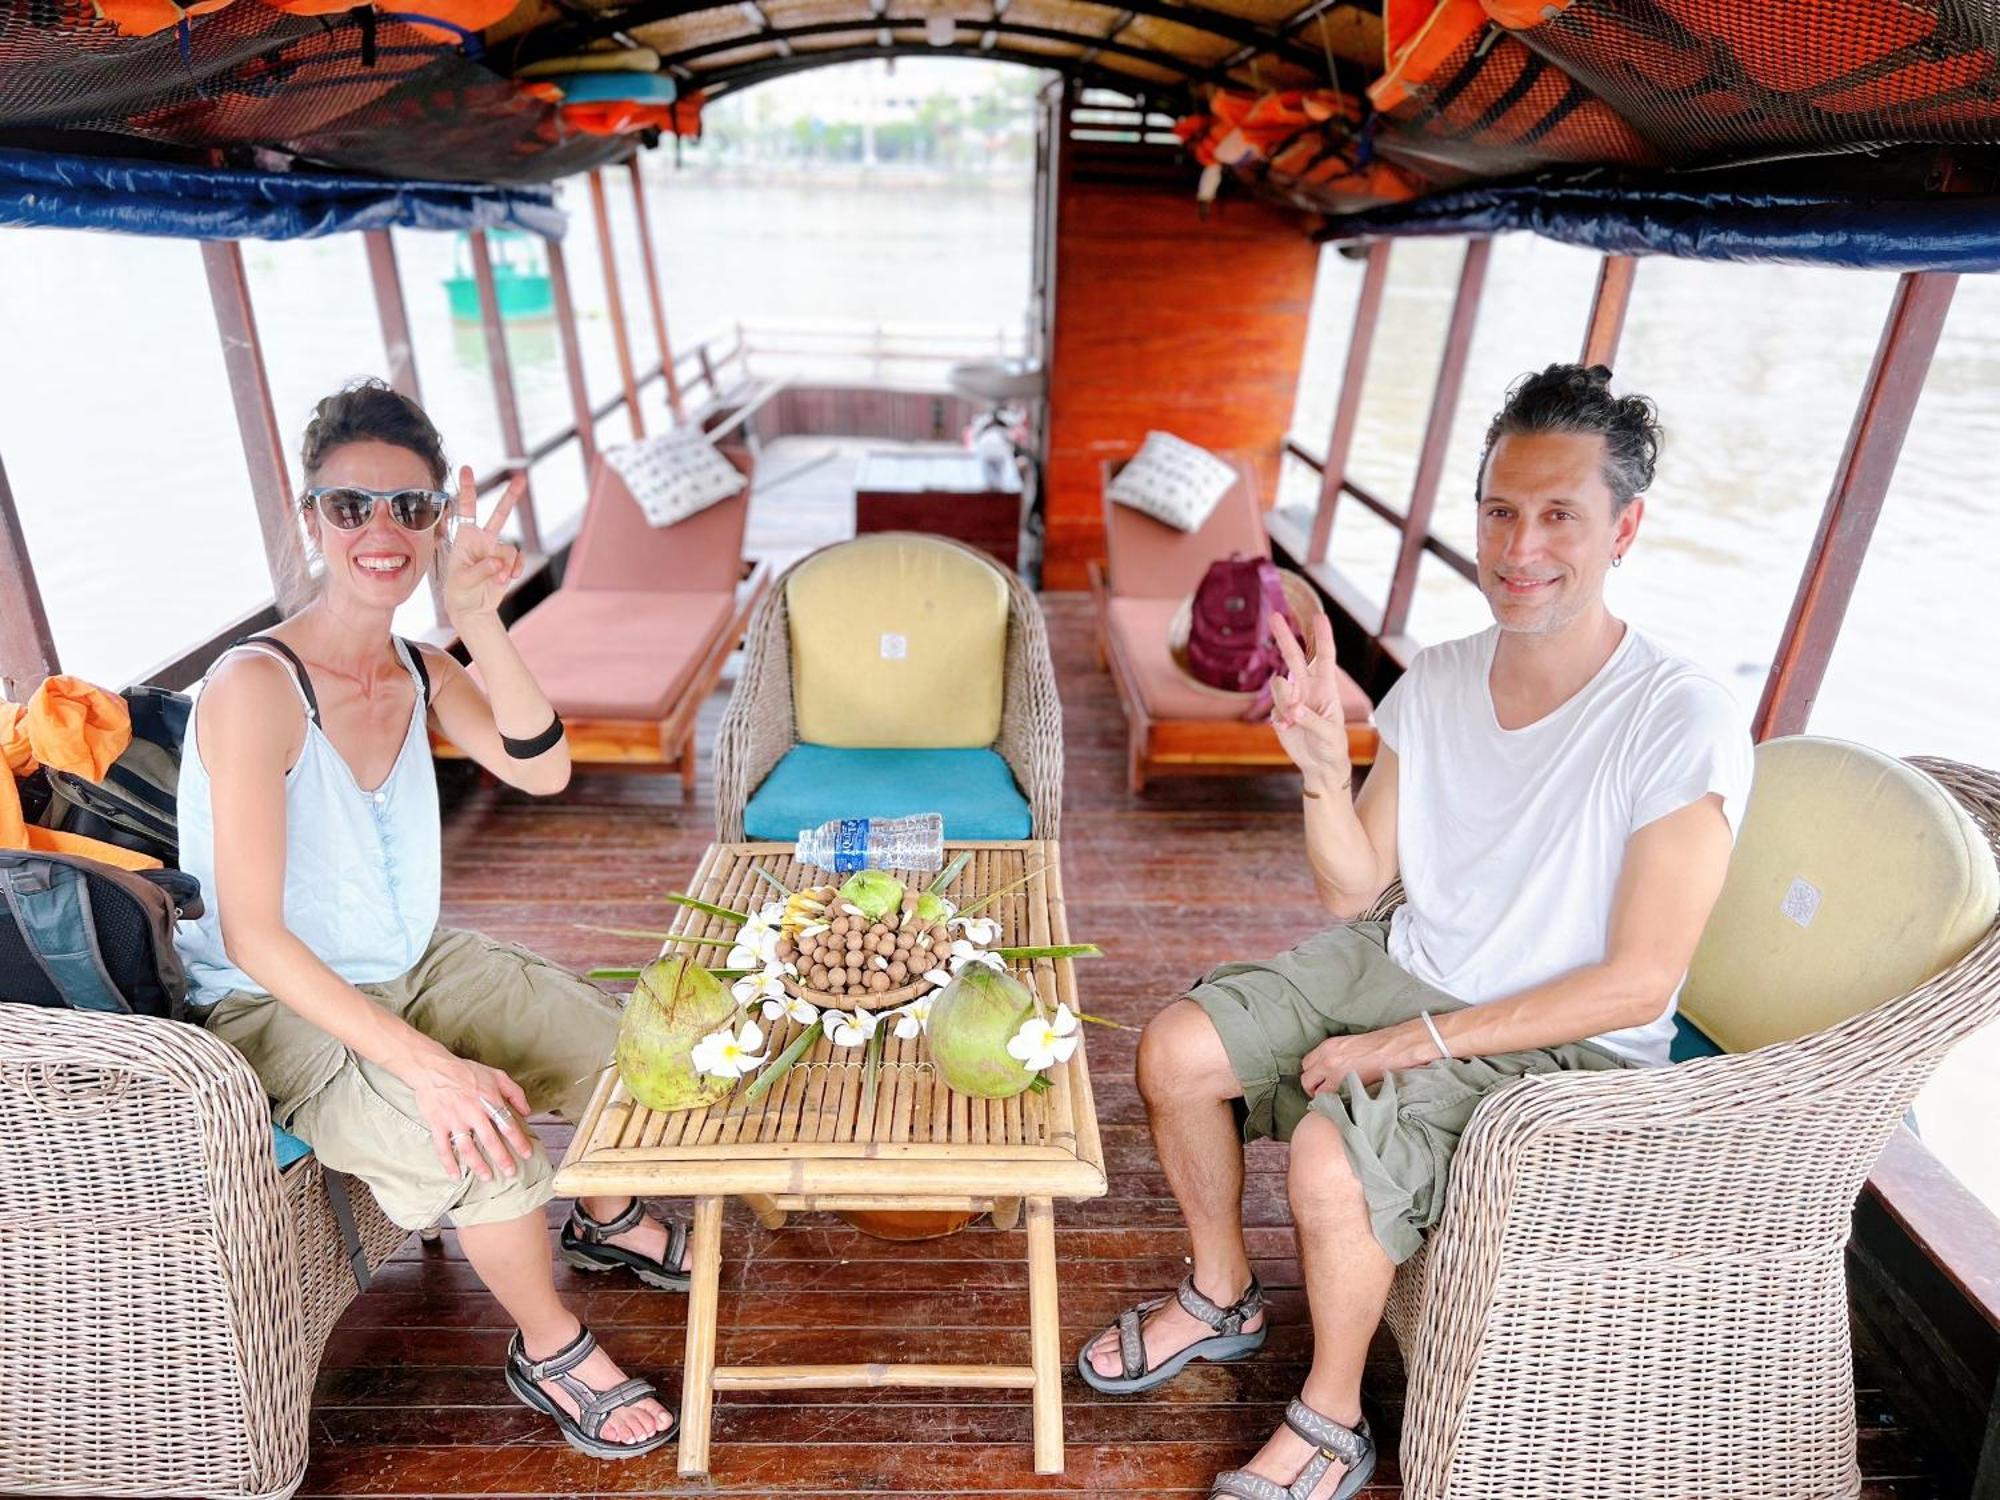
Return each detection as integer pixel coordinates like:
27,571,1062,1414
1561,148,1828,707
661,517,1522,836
1105,431,1236,532
604,428,747,528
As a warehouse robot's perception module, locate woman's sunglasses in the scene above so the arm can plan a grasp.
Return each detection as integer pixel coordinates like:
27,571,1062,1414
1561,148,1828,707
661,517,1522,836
303,485,452,533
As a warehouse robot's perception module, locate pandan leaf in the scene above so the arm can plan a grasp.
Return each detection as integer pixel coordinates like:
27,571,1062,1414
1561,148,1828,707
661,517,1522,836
953,865,1047,918
925,850,974,897
741,1019,823,1103
991,944,1102,961
859,1023,886,1123
586,967,642,980
576,923,675,941
750,866,794,898
664,892,752,924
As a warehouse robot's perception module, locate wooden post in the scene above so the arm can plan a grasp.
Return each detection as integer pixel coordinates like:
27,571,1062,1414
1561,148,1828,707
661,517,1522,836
1379,236,1492,642
201,240,310,613
362,230,422,403
1307,239,1391,564
627,156,686,423
466,228,543,555
1580,254,1638,368
1027,1195,1063,1474
742,1192,788,1230
589,168,647,440
0,450,58,700
545,238,599,484
1753,271,1957,741
677,1193,725,1476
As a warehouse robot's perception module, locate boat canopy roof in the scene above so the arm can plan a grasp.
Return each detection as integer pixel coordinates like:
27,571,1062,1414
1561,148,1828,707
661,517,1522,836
2,0,1997,261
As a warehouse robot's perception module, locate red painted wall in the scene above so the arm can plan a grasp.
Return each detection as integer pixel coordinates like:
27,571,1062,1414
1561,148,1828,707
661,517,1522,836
1041,182,1320,590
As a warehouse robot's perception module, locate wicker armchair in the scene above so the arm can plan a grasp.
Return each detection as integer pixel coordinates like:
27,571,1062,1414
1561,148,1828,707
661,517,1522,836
0,1006,407,1499
1369,756,2000,1500
714,532,1064,841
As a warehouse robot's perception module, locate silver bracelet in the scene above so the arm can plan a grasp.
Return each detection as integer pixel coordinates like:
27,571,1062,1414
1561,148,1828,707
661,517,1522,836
1419,1010,1453,1062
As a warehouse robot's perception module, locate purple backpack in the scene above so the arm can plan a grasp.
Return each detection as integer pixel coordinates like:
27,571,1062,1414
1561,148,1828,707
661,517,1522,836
1185,554,1297,703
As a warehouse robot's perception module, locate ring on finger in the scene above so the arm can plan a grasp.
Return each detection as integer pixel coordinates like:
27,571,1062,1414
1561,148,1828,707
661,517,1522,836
449,1129,473,1143
482,1098,515,1127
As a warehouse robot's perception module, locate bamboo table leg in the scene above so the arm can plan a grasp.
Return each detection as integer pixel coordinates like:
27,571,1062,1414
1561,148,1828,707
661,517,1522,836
677,1195,726,1477
1026,1196,1063,1474
743,1192,788,1230
990,1196,1023,1231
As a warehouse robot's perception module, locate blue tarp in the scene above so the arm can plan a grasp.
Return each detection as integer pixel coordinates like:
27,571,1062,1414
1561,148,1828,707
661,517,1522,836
1318,180,2000,273
0,148,566,241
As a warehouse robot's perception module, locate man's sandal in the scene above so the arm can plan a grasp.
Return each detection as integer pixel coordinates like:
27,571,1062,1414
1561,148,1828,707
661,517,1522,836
558,1199,691,1291
503,1324,675,1461
1210,1399,1376,1500
1075,1274,1267,1394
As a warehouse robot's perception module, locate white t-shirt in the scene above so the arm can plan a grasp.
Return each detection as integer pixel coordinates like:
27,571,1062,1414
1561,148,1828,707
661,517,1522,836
1372,623,1754,1067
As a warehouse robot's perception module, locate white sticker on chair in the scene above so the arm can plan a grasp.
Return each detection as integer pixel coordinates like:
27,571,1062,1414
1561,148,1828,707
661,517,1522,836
1781,877,1821,929
880,632,908,661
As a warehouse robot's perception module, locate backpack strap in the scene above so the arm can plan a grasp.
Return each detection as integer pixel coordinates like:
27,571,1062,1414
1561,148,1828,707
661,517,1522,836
228,636,321,727
0,860,127,1013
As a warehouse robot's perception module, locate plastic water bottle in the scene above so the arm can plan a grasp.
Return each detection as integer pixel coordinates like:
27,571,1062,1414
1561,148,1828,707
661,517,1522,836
795,813,945,875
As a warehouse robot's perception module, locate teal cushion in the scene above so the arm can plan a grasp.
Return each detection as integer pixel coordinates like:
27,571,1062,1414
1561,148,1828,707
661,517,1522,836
1668,1012,1725,1063
744,745,1033,841
274,1122,312,1169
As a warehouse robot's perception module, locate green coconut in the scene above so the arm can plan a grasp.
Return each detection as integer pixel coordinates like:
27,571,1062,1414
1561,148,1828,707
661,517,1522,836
927,963,1040,1100
615,957,740,1112
837,869,905,922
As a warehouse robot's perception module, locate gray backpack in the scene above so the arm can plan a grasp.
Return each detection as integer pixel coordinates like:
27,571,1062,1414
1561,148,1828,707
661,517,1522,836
0,850,202,1019
36,686,187,867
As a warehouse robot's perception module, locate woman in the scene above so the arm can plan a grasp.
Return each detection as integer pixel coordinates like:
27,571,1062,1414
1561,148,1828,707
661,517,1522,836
176,380,684,1459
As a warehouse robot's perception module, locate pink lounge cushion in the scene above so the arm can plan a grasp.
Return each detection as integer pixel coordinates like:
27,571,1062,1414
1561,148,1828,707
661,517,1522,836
1106,596,1373,724
563,452,752,595
502,589,736,720
1104,461,1270,599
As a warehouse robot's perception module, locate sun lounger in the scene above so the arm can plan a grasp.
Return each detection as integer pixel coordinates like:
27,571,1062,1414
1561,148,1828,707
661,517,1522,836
1088,455,1377,793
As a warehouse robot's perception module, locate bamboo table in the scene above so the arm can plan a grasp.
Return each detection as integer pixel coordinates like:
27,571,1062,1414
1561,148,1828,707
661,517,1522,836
553,839,1107,1477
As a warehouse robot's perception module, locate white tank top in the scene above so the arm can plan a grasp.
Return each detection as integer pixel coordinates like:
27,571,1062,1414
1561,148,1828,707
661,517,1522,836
173,637,441,1007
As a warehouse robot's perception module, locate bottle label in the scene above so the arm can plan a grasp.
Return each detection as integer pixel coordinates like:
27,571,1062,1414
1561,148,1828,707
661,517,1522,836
833,818,871,874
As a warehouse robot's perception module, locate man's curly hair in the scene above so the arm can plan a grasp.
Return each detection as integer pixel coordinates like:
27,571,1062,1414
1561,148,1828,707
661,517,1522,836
1477,363,1662,513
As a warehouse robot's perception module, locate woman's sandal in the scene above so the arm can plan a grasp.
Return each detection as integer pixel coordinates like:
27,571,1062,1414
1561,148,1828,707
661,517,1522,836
1210,1398,1375,1500
1075,1274,1267,1394
558,1199,692,1292
503,1324,676,1461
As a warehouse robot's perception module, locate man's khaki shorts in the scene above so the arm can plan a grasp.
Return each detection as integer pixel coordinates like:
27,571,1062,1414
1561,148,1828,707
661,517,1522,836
1187,921,1629,1263
201,927,622,1231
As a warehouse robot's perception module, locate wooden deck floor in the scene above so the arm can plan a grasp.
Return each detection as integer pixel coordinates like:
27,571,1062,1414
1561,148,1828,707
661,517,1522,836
307,457,1948,1496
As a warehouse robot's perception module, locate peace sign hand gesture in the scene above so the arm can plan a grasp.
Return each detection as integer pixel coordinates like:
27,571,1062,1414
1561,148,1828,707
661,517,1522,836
440,465,525,627
1269,611,1353,790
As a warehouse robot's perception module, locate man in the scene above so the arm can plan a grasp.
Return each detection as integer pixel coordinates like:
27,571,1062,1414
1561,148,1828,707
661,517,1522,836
1078,364,1755,1500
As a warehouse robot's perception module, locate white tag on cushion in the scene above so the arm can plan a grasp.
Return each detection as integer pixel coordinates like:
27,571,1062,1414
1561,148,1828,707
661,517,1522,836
1105,431,1236,533
604,428,747,529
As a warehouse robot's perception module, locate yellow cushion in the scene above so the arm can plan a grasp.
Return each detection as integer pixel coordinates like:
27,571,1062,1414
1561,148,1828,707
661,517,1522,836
787,534,1009,749
1682,736,1998,1053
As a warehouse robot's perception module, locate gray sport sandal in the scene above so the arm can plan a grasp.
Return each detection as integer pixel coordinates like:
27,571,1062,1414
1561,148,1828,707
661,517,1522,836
1076,1273,1267,1394
504,1324,675,1461
1209,1398,1375,1500
559,1198,692,1291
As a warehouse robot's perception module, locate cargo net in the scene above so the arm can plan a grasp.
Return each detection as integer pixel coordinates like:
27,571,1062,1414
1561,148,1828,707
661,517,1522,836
1499,0,2000,167
0,0,625,185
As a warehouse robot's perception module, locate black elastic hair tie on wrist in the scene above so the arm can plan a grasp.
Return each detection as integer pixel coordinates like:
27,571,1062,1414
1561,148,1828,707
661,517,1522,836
502,713,565,759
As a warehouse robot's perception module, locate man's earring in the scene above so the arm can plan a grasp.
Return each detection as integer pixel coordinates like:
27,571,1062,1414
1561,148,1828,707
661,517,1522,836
1611,553,1624,568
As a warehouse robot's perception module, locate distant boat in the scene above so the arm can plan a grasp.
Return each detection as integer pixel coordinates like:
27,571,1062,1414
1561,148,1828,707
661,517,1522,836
443,228,553,323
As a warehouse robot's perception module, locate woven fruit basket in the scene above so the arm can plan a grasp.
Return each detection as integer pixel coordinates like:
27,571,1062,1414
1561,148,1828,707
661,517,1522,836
774,881,955,1011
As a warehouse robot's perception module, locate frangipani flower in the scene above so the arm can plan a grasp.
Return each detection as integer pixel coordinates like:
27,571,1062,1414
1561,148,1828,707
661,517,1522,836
691,1018,767,1080
1006,1003,1080,1072
946,939,1006,975
950,914,1001,947
824,1008,880,1048
732,965,790,1008
891,993,934,1039
761,990,820,1027
730,906,783,967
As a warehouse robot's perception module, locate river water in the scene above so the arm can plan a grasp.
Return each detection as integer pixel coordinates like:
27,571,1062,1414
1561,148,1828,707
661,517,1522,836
2,160,1997,1206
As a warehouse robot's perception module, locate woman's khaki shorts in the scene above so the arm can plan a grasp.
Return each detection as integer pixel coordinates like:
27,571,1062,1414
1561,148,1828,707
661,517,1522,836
1187,921,1630,1264
201,927,622,1232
